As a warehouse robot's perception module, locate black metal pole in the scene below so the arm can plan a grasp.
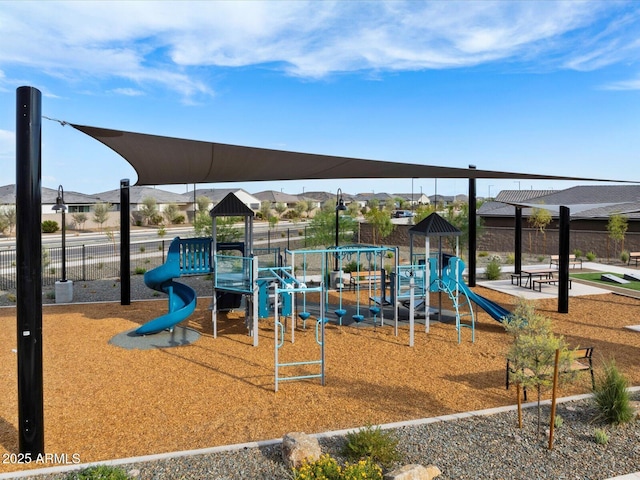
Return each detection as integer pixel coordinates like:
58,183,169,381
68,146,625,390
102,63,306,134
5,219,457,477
468,165,476,287
515,207,522,274
16,85,45,456
120,179,130,305
61,206,66,282
334,205,339,271
558,206,570,313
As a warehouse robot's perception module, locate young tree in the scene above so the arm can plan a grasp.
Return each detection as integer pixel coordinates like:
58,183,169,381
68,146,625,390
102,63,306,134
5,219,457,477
162,202,179,225
92,202,111,231
196,196,211,213
306,203,357,248
304,199,315,218
71,212,88,231
193,210,212,237
140,197,158,226
274,202,287,219
294,201,306,221
0,207,16,235
528,206,552,254
607,213,628,257
259,201,272,221
504,300,572,437
364,205,394,245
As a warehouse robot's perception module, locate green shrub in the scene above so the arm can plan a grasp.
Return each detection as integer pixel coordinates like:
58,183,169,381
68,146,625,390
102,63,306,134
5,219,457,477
293,454,341,479
485,258,502,280
594,428,609,445
537,255,545,262
42,220,59,233
478,251,489,257
593,360,634,425
573,249,583,258
620,250,629,263
342,260,359,273
506,253,515,265
172,214,185,224
554,415,563,428
139,246,146,253
134,267,147,275
65,465,131,479
586,251,596,261
342,424,400,467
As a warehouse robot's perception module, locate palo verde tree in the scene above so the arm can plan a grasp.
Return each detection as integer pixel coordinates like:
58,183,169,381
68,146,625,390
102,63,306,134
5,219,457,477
259,201,272,221
306,203,357,248
71,212,88,231
274,202,287,219
364,201,394,245
607,213,628,258
0,207,16,236
504,300,573,437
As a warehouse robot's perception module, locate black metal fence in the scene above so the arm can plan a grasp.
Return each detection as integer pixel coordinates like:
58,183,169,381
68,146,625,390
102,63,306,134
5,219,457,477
0,239,289,291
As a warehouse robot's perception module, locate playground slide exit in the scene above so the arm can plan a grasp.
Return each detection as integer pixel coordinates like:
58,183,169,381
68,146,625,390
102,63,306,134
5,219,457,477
135,242,197,335
444,258,511,323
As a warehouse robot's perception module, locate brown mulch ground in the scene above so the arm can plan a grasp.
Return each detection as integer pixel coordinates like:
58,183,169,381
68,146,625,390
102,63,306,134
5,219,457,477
1,287,639,474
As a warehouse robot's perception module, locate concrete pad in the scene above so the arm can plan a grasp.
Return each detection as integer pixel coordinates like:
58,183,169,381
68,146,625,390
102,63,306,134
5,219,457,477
478,279,609,300
109,326,200,350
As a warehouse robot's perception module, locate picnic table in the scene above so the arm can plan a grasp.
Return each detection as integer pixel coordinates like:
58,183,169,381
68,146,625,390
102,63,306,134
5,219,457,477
511,268,556,289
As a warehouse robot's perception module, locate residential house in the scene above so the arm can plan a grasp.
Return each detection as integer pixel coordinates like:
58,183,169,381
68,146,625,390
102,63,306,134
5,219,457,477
392,192,430,208
478,186,640,256
190,188,261,212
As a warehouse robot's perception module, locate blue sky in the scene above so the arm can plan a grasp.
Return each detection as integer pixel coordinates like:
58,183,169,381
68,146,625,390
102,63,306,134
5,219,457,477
1,0,639,198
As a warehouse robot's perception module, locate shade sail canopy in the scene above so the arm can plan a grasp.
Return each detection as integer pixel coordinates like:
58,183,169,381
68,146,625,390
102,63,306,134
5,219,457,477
71,124,632,186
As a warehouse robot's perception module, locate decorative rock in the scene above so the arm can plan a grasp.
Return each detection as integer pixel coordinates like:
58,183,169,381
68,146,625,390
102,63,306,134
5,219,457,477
281,432,322,468
384,463,441,480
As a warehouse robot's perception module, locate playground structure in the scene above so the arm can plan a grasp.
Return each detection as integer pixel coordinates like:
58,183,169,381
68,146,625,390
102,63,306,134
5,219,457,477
137,211,514,347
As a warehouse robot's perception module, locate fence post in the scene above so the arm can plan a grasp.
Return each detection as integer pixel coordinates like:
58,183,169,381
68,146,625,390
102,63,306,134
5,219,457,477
82,244,86,281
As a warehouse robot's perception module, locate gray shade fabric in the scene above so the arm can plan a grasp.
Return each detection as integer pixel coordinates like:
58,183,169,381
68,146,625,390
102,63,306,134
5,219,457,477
70,124,631,186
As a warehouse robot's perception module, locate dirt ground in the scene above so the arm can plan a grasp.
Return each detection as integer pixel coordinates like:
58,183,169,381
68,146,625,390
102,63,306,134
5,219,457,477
1,287,639,474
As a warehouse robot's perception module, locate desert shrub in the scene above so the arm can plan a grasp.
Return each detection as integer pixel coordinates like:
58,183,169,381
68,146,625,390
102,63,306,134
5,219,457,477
573,249,583,258
172,214,185,224
554,415,563,428
41,220,59,233
586,251,596,261
341,260,359,273
506,252,515,264
593,360,634,425
620,250,629,263
594,428,609,445
342,458,383,479
485,258,502,280
293,454,341,479
478,251,489,257
134,267,147,275
64,465,131,479
537,255,545,262
342,424,400,467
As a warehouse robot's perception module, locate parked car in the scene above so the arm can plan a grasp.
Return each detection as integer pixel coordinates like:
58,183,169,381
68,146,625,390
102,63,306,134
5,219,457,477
392,210,416,218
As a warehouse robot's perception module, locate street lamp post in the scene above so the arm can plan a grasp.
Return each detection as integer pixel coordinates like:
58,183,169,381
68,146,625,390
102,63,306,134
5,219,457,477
334,188,347,272
52,185,73,303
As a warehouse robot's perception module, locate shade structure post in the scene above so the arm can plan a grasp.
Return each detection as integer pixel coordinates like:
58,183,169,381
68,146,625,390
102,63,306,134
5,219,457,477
468,165,477,287
15,85,45,456
515,207,522,274
558,206,570,313
120,179,131,305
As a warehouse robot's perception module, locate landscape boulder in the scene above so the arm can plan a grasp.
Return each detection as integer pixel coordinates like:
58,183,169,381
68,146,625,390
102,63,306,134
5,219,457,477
384,464,441,480
281,432,322,468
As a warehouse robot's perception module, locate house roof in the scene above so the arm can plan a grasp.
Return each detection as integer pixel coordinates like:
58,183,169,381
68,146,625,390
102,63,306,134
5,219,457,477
94,186,188,204
189,188,253,203
70,123,634,186
253,190,301,204
479,186,640,219
1,184,99,205
495,190,557,203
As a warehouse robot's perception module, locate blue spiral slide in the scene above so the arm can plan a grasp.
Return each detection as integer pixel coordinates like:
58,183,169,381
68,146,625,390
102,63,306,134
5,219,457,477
135,241,197,335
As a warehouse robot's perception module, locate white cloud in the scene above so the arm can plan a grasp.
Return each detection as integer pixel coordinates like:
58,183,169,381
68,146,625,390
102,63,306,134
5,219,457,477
0,0,638,91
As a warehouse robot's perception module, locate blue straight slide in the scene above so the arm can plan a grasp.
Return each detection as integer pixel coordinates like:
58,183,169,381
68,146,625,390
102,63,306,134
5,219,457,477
135,239,197,335
443,258,512,323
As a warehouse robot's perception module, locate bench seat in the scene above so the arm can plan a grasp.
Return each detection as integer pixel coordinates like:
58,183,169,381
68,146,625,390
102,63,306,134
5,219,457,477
506,347,594,401
532,278,572,291
629,252,640,267
550,254,582,269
